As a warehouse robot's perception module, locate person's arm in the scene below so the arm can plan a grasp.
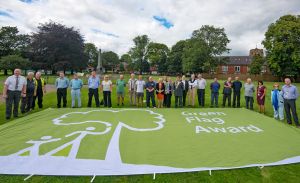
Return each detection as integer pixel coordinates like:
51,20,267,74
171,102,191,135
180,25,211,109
69,80,73,88
55,78,58,88
100,82,103,91
66,78,70,88
2,84,8,98
110,81,113,92
43,79,46,94
294,86,299,99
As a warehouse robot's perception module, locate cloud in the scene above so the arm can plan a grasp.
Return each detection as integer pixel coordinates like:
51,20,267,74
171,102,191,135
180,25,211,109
0,0,299,56
0,10,13,18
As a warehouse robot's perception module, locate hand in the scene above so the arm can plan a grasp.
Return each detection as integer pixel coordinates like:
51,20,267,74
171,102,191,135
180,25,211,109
260,96,264,100
44,90,47,94
21,93,26,98
2,94,7,98
34,92,37,97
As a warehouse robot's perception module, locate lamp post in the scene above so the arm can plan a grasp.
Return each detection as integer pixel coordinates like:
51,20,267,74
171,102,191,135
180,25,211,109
96,48,102,75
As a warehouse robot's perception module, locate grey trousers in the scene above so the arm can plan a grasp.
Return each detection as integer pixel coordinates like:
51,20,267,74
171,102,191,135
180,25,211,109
6,90,21,119
284,99,299,126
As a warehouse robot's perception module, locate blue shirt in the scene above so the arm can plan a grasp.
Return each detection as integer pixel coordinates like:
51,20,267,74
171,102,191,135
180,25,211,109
55,77,69,89
282,85,299,100
88,76,100,89
210,81,220,93
70,79,83,90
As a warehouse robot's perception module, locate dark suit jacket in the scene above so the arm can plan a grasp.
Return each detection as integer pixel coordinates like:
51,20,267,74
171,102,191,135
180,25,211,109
182,80,189,91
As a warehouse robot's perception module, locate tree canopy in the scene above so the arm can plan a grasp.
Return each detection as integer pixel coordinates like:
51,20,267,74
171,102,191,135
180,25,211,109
30,22,87,73
262,15,300,79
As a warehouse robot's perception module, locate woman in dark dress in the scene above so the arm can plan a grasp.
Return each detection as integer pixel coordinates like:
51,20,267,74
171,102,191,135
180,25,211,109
257,81,267,114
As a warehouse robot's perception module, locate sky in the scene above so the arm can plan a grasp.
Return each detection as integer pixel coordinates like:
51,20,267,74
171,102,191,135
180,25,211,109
0,0,299,56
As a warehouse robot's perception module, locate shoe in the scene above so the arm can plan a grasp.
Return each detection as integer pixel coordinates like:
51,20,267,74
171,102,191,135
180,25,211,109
6,117,10,120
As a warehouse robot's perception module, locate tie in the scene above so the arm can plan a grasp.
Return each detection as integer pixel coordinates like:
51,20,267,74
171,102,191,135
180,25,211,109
15,76,19,90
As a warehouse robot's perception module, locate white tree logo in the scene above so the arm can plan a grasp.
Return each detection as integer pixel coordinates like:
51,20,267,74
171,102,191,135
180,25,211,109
10,109,165,164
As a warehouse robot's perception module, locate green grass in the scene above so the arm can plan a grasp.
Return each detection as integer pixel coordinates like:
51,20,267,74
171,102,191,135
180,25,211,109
0,74,300,182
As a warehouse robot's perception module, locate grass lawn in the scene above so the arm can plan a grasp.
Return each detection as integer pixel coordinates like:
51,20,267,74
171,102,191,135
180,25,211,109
0,74,300,182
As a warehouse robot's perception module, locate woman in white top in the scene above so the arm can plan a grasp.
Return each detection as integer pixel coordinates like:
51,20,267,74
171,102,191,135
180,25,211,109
101,75,112,107
188,74,197,107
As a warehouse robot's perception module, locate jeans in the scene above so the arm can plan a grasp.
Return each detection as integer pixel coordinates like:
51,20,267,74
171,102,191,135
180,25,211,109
245,96,254,110
146,92,156,107
211,92,219,107
284,99,299,126
71,89,81,107
273,105,284,120
197,89,205,107
165,94,172,108
6,90,21,119
103,91,112,107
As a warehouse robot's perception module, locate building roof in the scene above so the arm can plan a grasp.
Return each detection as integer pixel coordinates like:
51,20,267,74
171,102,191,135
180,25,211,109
224,56,252,66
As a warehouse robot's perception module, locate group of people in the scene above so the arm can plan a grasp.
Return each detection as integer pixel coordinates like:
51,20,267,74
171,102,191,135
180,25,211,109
2,69,299,128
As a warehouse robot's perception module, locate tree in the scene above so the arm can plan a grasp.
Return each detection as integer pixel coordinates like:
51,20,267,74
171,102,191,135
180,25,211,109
119,62,125,72
182,25,230,73
120,54,133,71
147,42,169,74
30,22,87,74
84,43,98,68
0,55,30,74
129,35,150,74
102,51,119,72
249,55,265,76
167,40,186,74
0,26,30,75
262,15,300,79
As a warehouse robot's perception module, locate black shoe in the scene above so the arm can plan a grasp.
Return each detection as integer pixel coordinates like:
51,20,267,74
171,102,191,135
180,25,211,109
6,117,10,120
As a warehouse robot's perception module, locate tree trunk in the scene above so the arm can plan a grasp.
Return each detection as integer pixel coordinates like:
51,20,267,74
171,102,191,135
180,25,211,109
4,69,8,75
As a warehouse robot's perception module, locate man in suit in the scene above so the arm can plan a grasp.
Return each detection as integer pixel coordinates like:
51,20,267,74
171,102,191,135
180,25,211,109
181,75,189,107
174,76,184,108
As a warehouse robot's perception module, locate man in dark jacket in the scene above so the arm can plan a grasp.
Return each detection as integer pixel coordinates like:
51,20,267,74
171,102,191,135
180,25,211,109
222,77,232,107
174,76,184,108
232,76,242,108
181,75,189,107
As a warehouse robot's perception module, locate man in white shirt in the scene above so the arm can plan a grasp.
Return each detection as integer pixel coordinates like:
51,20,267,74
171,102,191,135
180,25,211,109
135,75,146,107
3,69,27,120
128,73,137,106
197,74,207,107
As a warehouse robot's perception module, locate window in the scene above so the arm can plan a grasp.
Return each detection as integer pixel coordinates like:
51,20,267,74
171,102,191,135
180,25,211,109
234,66,240,72
261,66,267,73
222,66,228,72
